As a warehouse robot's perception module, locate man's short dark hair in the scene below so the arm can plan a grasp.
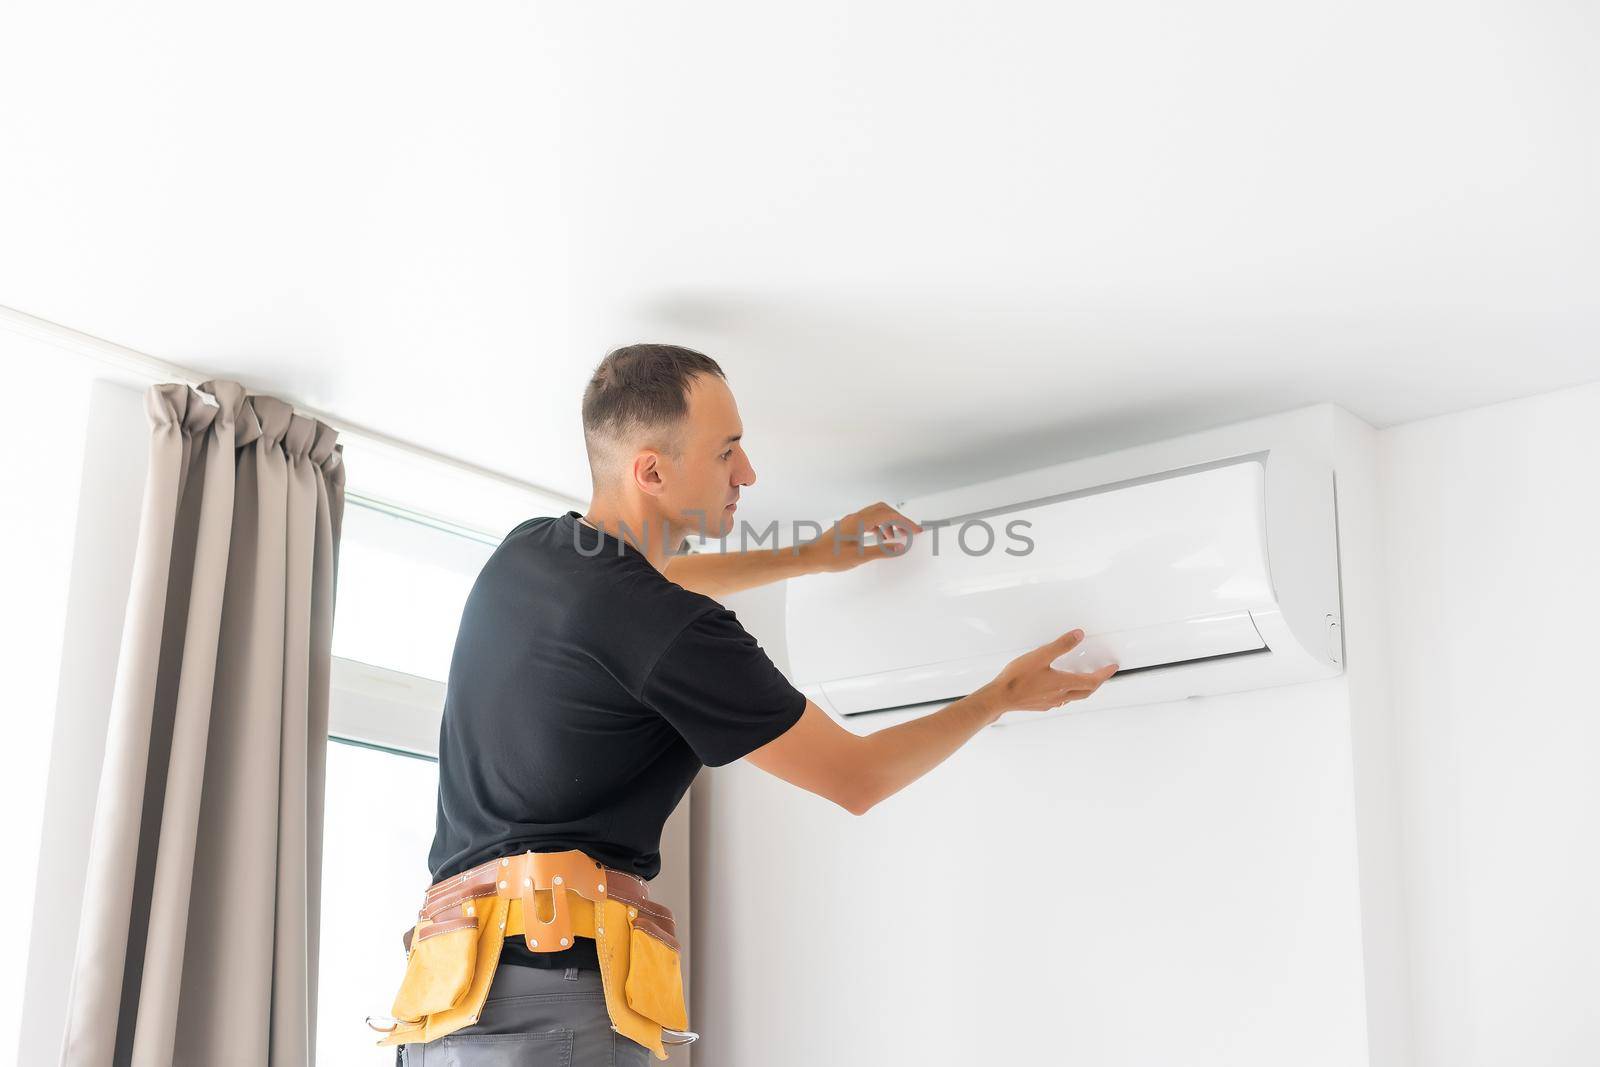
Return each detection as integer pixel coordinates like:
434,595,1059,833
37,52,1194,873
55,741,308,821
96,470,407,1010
581,343,726,484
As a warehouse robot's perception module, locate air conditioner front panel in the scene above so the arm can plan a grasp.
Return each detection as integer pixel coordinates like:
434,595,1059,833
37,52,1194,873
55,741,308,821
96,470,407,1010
786,456,1276,692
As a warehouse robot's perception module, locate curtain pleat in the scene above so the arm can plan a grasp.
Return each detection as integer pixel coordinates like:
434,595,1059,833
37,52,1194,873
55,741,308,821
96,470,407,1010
59,380,345,1067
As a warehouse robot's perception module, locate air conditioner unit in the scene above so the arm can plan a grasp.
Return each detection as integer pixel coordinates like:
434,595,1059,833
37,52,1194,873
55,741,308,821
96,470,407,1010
785,449,1344,726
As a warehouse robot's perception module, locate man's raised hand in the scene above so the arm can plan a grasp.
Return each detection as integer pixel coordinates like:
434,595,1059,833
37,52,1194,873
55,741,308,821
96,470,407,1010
805,501,925,573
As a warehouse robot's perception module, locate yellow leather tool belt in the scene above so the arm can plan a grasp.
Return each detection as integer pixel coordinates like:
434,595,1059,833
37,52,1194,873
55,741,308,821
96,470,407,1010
368,849,694,1061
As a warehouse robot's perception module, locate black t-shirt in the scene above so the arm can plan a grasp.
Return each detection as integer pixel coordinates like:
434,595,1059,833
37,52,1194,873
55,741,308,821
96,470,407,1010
427,510,807,970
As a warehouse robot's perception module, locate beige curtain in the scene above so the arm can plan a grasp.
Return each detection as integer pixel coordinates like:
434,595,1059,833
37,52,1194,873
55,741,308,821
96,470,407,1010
59,380,346,1067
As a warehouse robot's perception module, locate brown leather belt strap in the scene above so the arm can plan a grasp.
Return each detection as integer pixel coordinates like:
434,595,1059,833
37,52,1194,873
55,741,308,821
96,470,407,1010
402,849,675,953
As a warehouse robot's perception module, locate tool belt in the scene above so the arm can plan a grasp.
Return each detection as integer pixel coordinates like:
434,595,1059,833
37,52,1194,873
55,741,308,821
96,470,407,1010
367,849,695,1061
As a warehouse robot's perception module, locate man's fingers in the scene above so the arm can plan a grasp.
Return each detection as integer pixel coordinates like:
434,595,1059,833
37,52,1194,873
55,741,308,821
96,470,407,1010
1079,662,1120,685
1071,662,1119,683
839,509,919,550
857,501,924,536
838,504,924,563
877,504,923,535
1046,629,1085,656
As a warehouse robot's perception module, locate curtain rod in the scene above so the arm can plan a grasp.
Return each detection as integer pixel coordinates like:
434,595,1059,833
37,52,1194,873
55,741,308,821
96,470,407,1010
0,304,584,509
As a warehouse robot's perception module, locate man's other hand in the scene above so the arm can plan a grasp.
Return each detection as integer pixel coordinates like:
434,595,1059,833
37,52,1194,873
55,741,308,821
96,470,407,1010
980,629,1120,713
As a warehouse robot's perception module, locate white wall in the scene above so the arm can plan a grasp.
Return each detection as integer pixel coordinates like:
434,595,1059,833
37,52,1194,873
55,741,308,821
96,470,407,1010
0,345,117,1061
691,386,1600,1067
13,376,150,1065
693,404,1384,1067
1380,381,1600,1067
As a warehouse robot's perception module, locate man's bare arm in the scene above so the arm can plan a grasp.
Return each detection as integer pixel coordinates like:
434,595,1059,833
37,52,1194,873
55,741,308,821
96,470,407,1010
664,546,815,600
744,630,1119,815
743,693,1002,814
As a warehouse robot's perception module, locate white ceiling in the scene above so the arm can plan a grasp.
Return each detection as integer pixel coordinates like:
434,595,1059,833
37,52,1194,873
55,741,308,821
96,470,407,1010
3,2,1596,532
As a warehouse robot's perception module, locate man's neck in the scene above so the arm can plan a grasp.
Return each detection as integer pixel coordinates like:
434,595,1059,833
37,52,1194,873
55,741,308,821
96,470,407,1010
580,502,678,574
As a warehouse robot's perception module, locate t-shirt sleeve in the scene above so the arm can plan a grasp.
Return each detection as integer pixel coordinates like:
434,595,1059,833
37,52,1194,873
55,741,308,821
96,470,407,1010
640,606,808,768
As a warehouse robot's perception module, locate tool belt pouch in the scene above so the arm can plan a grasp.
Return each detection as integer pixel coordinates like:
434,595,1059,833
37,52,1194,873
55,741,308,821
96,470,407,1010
378,897,507,1047
622,910,688,1032
390,915,478,1021
584,895,690,1061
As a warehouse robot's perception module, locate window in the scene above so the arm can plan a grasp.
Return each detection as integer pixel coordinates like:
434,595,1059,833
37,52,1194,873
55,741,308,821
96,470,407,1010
316,742,439,1064
330,499,500,684
315,497,502,1064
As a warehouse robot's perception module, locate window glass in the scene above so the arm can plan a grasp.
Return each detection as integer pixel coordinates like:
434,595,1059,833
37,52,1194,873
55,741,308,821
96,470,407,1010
316,741,439,1065
330,500,499,683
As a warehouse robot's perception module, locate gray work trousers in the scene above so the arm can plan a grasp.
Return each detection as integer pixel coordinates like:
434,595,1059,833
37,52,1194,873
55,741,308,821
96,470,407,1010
396,964,654,1066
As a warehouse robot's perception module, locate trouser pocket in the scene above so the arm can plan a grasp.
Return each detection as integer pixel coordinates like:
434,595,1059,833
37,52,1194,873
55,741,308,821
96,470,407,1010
407,1029,574,1066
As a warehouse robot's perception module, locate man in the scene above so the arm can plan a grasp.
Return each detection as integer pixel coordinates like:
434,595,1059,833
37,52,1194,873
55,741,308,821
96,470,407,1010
390,344,1118,1065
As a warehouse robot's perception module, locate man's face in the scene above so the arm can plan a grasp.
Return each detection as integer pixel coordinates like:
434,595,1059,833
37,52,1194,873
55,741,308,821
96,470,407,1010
663,373,755,540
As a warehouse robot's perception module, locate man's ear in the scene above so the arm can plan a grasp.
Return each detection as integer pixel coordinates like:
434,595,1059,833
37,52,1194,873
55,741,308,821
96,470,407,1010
633,450,666,496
